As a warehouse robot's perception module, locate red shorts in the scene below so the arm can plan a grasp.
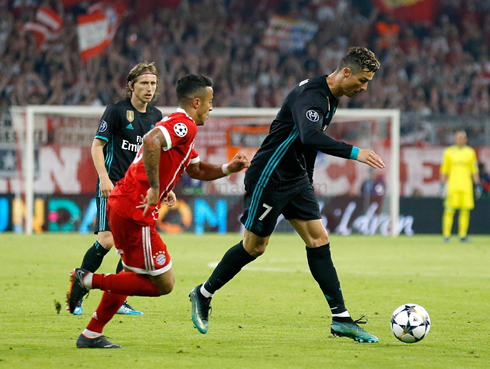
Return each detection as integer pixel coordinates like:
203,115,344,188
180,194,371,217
108,207,172,276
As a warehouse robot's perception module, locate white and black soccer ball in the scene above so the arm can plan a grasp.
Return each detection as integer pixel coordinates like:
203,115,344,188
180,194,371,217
390,303,431,343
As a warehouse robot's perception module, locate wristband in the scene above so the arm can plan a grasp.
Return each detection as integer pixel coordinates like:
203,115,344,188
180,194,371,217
350,146,360,160
222,163,231,176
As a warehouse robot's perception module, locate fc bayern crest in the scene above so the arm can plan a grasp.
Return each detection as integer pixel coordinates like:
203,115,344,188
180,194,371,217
98,120,108,132
174,122,188,137
154,251,167,266
306,110,320,122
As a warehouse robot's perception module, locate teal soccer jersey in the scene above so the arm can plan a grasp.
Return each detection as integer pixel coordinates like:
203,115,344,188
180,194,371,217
245,75,356,191
94,99,162,195
241,76,359,236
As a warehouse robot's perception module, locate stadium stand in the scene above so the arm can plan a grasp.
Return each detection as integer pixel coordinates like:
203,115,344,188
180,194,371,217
1,0,488,118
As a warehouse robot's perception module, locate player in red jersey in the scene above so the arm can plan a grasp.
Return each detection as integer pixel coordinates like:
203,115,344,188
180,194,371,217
67,74,250,349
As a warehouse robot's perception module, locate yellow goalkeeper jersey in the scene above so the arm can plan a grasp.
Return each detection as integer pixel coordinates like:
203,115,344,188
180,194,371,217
440,145,478,192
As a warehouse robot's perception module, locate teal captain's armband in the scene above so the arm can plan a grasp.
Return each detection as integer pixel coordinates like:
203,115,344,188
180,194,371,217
350,146,360,160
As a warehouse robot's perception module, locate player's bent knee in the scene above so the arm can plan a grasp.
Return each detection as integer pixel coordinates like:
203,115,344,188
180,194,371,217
157,282,174,295
99,242,114,250
97,232,115,250
307,235,330,248
151,272,174,295
243,231,269,257
244,239,268,257
250,246,266,257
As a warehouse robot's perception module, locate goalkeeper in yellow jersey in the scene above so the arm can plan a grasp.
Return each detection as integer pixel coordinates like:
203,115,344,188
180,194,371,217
440,131,482,242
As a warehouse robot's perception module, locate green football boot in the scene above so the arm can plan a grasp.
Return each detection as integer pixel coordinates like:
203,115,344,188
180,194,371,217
189,285,212,334
331,316,378,343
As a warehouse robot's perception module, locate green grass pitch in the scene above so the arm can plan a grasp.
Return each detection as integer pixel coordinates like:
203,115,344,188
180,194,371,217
0,233,488,368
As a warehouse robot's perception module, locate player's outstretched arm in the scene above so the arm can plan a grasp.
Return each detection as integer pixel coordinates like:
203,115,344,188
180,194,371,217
186,153,250,180
356,149,385,169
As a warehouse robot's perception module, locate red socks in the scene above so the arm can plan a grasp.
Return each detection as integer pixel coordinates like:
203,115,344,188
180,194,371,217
85,272,160,334
86,292,126,333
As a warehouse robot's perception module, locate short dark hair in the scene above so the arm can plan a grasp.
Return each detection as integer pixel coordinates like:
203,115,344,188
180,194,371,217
338,47,380,74
176,74,213,104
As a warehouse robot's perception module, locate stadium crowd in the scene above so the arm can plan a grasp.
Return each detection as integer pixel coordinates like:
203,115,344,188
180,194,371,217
1,0,489,115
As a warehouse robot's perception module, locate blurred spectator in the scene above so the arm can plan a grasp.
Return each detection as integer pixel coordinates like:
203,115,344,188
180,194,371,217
412,188,422,197
361,171,386,197
0,0,488,117
478,162,490,197
373,12,401,59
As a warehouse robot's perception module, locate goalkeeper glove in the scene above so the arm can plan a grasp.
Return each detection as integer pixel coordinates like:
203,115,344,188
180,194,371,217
439,182,447,198
475,184,483,199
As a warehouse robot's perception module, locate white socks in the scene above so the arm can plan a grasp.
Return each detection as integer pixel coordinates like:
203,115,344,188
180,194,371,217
332,310,350,318
82,273,93,289
200,285,213,298
82,329,102,338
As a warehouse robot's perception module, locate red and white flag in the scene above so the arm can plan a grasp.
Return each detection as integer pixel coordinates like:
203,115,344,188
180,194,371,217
77,11,110,61
23,22,51,49
77,1,127,61
36,7,63,34
23,6,63,50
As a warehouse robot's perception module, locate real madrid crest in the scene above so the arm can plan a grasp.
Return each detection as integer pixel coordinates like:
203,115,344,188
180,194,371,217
126,110,135,122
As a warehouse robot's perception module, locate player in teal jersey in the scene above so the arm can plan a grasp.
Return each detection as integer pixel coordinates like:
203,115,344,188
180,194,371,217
190,47,385,343
73,62,162,316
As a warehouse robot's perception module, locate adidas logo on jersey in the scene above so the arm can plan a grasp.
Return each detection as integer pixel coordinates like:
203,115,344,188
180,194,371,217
126,123,134,130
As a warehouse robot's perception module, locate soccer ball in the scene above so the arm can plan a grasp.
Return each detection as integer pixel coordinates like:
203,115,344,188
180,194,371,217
390,303,431,343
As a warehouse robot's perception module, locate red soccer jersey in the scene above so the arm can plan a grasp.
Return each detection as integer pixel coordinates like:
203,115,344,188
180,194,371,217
109,108,200,225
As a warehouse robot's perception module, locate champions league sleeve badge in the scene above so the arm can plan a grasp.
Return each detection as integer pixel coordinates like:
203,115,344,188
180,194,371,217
98,120,108,133
174,122,188,137
306,110,320,122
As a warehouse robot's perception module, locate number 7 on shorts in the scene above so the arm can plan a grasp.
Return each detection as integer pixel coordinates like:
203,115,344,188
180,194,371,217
258,203,272,221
